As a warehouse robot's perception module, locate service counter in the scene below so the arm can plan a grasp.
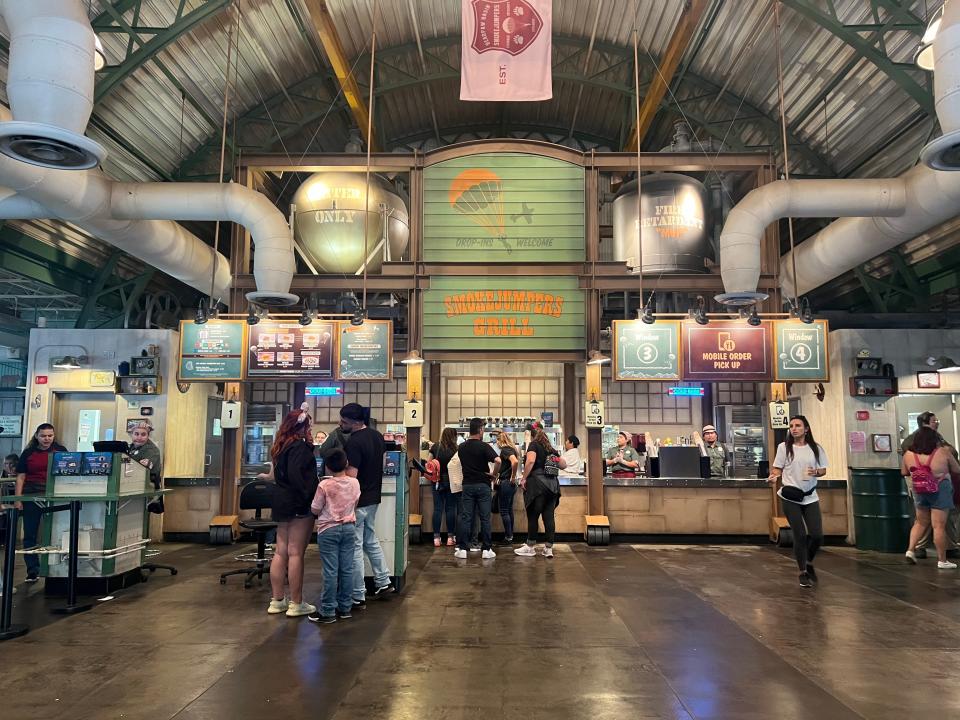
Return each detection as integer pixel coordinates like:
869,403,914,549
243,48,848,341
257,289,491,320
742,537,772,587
417,477,848,538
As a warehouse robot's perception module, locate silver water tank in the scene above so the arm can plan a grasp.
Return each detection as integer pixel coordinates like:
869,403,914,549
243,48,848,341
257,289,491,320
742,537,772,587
292,172,410,274
612,173,711,273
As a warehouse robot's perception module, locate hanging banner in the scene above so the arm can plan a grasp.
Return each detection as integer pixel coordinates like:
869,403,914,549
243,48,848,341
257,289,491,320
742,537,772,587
460,0,552,101
613,320,681,380
773,319,830,382
682,321,773,381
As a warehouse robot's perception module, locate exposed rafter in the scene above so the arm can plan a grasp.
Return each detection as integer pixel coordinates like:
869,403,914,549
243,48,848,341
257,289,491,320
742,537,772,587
94,0,233,104
625,0,709,152
301,0,376,151
780,0,933,114
176,34,833,178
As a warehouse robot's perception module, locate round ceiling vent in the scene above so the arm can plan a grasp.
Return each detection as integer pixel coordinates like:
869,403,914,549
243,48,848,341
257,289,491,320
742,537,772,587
920,128,960,171
714,291,769,307
245,291,300,308
0,121,105,170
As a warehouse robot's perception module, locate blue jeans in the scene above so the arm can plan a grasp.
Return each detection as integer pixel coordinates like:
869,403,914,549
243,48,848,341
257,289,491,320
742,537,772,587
317,522,356,616
21,498,43,577
432,484,457,539
458,484,492,551
498,482,517,539
353,504,391,601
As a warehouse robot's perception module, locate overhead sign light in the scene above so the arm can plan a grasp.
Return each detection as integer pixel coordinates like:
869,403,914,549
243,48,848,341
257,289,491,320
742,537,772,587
668,386,704,397
305,386,343,397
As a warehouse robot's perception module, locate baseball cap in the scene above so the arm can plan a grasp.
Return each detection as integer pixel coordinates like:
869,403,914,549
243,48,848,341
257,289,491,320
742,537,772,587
702,425,717,433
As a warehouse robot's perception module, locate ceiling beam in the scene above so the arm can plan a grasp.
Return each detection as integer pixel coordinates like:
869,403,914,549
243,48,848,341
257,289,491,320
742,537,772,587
625,0,709,152
781,0,933,114
94,0,233,104
300,0,376,151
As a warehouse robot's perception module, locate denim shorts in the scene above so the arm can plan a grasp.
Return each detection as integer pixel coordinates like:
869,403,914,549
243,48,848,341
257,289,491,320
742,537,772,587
915,477,954,511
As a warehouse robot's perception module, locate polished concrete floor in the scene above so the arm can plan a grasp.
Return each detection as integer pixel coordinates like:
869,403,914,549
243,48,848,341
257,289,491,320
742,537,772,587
1,539,959,719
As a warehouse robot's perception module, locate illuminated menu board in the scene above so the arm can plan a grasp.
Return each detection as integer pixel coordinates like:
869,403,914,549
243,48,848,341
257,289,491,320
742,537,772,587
179,320,246,380
682,321,773,381
247,320,335,377
337,320,392,380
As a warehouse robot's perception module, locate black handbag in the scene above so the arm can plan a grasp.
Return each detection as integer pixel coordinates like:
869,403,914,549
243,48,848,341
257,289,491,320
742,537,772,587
780,485,815,503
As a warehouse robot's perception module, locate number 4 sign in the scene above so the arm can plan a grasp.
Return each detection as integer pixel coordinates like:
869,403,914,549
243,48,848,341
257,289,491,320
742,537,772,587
404,400,424,428
769,401,788,429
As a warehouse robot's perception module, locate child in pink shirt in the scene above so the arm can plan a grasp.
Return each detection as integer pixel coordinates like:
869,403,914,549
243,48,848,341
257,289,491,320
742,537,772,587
308,449,361,623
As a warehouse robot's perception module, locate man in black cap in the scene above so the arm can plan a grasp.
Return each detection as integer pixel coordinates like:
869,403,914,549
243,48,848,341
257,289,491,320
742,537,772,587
340,402,392,605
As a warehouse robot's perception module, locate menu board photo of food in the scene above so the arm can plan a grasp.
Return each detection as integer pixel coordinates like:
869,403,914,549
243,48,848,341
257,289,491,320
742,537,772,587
247,320,335,377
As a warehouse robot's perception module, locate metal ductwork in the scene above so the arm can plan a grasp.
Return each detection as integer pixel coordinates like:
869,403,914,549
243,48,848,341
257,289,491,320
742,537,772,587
720,0,960,302
0,0,297,306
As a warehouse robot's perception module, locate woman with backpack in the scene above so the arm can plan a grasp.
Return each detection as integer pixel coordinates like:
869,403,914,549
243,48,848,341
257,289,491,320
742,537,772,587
904,426,960,569
767,415,828,588
429,428,459,547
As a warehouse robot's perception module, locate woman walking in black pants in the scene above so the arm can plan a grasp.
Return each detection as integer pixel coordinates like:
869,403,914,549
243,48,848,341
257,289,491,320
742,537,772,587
515,426,566,558
768,415,829,588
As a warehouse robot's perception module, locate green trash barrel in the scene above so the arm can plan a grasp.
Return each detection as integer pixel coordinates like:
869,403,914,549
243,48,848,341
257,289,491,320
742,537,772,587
851,468,912,552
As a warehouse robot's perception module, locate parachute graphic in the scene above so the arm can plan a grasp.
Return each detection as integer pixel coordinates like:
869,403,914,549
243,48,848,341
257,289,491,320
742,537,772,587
448,169,506,239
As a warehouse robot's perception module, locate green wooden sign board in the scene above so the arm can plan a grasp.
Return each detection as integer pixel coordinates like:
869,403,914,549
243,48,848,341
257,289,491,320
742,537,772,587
337,320,393,380
613,320,681,380
423,153,585,262
773,319,830,381
178,320,246,381
423,276,585,352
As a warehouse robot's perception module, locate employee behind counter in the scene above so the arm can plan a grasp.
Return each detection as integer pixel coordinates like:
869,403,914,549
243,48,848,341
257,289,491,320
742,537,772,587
605,432,642,475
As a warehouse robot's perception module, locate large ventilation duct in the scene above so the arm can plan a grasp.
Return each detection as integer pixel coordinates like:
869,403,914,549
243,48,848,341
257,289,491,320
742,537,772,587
0,0,297,306
720,0,960,302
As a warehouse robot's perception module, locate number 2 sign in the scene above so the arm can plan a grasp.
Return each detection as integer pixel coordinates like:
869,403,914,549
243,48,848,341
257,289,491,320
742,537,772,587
404,400,424,428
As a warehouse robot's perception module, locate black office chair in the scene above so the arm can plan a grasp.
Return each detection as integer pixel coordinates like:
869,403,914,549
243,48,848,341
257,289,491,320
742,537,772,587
219,481,277,588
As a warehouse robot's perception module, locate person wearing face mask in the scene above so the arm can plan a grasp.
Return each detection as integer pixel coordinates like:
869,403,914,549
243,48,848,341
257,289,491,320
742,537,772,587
767,415,828,588
701,425,726,478
604,432,641,475
127,421,164,514
15,423,67,582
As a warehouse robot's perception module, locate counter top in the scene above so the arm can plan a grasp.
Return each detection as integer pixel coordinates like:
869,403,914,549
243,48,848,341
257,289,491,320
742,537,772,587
603,477,848,489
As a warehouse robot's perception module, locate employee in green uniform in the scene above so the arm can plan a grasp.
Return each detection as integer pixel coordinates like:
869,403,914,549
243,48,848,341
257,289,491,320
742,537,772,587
702,425,726,478
605,432,641,474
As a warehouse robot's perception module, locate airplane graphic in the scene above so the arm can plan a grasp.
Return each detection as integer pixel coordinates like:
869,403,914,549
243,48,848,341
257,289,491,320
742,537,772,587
510,202,534,224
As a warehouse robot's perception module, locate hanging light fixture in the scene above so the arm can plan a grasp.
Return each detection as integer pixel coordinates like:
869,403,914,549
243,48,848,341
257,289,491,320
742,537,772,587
587,350,611,365
915,6,943,71
94,34,106,71
247,305,265,325
299,308,315,326
351,307,366,326
195,299,208,325
689,295,709,326
640,306,655,325
928,355,960,372
740,307,762,326
401,350,425,365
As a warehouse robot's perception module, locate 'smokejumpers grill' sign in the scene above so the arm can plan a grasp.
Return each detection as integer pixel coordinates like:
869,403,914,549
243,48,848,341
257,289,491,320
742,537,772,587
423,276,584,352
444,289,564,336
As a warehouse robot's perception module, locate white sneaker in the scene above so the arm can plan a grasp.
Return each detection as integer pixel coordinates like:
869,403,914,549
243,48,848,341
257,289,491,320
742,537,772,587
267,597,289,614
454,548,467,559
514,544,537,557
285,601,317,617
481,549,496,559
905,550,917,564
543,546,554,558
938,560,957,569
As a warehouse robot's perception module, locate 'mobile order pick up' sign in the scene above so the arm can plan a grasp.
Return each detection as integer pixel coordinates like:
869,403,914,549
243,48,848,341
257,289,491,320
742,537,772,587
682,321,773,381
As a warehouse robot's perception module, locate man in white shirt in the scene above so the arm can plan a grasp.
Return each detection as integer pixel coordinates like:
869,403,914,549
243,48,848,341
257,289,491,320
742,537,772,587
559,435,584,476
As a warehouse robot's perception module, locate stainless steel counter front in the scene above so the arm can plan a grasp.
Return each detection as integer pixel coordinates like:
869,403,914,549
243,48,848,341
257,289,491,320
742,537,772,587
602,477,848,489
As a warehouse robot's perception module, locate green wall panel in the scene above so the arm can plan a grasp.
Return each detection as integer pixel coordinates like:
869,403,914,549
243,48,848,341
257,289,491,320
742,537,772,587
423,276,585,352
423,153,585,262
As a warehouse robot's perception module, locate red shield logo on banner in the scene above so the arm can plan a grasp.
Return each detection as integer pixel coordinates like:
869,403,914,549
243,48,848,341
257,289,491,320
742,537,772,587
470,0,543,56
